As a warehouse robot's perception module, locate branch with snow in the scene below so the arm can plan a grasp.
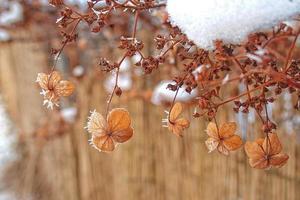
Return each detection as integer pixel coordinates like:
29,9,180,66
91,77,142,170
167,0,300,50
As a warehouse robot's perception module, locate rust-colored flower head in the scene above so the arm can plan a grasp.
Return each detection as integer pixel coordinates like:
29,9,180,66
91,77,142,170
205,122,243,155
244,133,289,169
49,0,64,7
86,108,134,152
36,71,75,109
164,102,190,137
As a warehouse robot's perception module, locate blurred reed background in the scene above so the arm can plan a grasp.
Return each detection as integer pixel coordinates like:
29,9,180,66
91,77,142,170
0,24,299,200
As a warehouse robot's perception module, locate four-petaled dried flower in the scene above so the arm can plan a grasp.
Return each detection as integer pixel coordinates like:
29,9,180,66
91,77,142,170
164,102,190,137
86,108,133,152
244,133,289,169
36,71,75,109
205,122,242,156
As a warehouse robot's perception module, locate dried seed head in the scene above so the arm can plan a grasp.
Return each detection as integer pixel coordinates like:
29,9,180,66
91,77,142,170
49,0,64,6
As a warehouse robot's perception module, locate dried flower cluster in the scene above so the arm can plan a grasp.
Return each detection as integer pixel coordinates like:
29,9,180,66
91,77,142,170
15,0,299,169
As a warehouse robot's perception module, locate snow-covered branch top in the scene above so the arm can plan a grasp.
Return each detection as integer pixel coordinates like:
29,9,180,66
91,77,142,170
167,0,300,50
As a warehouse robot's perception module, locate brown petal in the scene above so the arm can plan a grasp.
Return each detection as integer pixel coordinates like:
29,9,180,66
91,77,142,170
169,102,183,122
176,118,190,129
206,122,219,139
107,108,131,132
244,141,265,160
48,71,62,89
223,135,242,151
111,127,133,143
270,153,289,168
87,111,107,136
36,73,49,90
217,144,229,156
168,118,189,137
249,158,269,169
256,138,264,146
168,123,183,137
55,80,75,97
220,122,236,138
205,137,219,153
92,135,115,152
263,133,282,156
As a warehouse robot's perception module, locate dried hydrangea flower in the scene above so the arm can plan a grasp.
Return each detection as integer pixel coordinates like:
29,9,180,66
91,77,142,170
245,133,289,169
86,108,133,152
36,71,75,109
163,102,190,137
205,122,243,155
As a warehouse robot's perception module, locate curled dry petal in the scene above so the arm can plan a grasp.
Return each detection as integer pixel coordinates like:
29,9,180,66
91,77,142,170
263,133,282,156
167,102,190,137
112,127,133,143
217,144,229,156
219,122,236,138
55,80,75,97
249,158,269,169
48,71,62,89
245,141,265,161
107,108,131,132
223,135,243,151
205,137,219,153
92,135,115,152
245,141,266,168
206,122,218,139
87,111,106,136
168,118,190,137
169,102,183,122
269,153,289,168
36,73,49,90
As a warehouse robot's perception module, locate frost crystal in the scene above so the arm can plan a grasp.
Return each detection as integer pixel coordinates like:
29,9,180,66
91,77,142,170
167,0,300,50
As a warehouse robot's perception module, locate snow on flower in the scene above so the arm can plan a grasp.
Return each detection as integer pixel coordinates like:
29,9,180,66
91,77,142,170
167,0,300,50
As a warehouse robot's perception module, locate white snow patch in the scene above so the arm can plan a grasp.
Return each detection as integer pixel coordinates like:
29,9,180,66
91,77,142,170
167,0,300,50
104,73,132,92
119,58,131,72
60,107,77,123
72,65,85,77
0,1,23,25
151,80,198,105
0,98,17,169
0,96,17,200
0,29,10,42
